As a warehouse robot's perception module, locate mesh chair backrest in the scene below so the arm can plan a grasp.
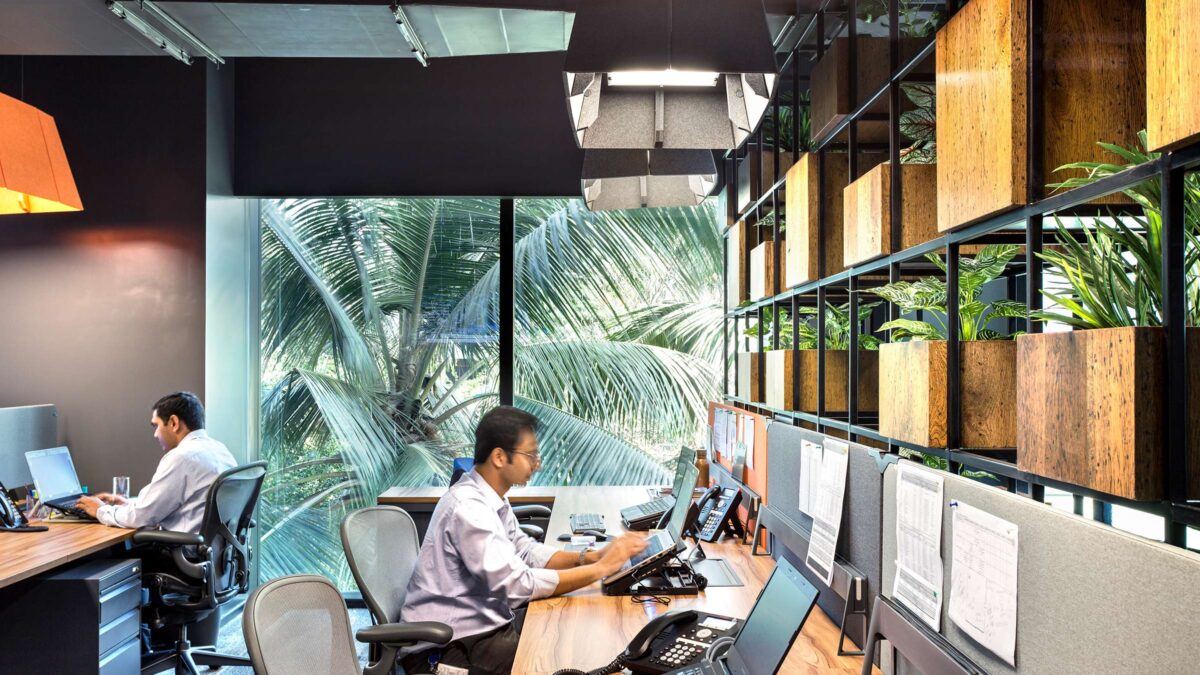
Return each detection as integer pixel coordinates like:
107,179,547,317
341,506,421,624
200,461,267,599
243,574,361,675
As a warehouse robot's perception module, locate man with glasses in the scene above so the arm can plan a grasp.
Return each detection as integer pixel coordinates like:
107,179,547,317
400,405,648,675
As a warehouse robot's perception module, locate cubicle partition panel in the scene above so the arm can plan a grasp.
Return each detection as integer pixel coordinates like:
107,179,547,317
0,404,57,488
761,422,894,653
882,460,1200,674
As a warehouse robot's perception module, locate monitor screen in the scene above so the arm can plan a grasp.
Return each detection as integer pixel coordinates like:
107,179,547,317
669,451,696,500
26,446,83,501
666,462,700,540
725,556,819,675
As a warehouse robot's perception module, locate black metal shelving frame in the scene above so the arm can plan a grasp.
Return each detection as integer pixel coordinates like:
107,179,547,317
720,0,1200,545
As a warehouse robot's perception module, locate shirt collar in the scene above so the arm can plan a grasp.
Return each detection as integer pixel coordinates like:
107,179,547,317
181,429,209,443
464,467,508,512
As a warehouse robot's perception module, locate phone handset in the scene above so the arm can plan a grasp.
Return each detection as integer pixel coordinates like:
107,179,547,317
0,481,48,532
551,609,699,675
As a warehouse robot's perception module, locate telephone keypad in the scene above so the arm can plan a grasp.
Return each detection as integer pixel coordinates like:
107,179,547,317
650,626,722,669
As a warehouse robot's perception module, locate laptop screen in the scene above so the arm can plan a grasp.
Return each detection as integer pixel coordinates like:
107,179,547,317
669,447,697,498
665,461,699,540
724,556,819,675
26,446,83,501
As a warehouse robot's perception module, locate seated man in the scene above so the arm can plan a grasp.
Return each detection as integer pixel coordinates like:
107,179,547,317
400,406,648,675
74,391,237,531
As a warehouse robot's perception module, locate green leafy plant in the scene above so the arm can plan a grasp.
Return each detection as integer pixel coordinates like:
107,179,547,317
858,0,943,38
1038,132,1200,328
761,103,812,154
757,211,784,234
899,83,936,164
744,302,882,350
871,245,1028,341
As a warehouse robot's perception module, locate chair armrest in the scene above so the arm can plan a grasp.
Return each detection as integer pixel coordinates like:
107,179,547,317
512,505,551,519
519,524,545,541
356,621,452,647
131,530,204,547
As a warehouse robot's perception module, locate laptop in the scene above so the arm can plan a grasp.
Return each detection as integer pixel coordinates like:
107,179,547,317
623,447,698,530
25,446,96,520
665,555,819,675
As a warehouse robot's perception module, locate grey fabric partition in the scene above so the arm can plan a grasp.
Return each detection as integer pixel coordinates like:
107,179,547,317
0,404,57,487
883,460,1200,674
764,422,895,648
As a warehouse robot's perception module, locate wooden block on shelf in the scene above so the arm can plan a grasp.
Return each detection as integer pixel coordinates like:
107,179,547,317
765,350,794,410
796,349,880,414
843,162,940,267
879,340,1016,449
810,36,895,144
749,239,786,301
1016,327,1200,501
785,153,849,286
1147,0,1200,151
936,0,1145,232
737,352,762,403
725,221,749,308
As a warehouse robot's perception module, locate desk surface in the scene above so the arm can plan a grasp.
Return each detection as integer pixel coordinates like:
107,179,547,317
0,521,133,589
379,485,561,505
510,486,868,675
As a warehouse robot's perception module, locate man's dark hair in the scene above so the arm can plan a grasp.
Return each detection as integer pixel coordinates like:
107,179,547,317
473,405,538,465
152,392,205,431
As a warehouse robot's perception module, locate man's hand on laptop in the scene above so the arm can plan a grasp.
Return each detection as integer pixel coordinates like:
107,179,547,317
597,532,650,575
75,495,103,518
92,492,128,506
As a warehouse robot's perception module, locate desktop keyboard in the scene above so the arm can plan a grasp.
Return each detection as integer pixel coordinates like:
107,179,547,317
569,512,606,533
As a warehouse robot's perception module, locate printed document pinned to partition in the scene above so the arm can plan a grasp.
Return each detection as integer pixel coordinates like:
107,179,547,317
743,416,755,470
712,410,728,459
798,440,822,517
805,439,849,586
948,501,1019,667
892,464,945,630
725,410,737,459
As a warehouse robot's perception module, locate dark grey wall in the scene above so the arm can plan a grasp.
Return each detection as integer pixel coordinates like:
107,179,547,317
0,56,207,492
233,52,585,197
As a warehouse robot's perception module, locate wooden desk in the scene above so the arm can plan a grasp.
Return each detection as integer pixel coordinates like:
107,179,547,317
378,485,562,505
0,521,134,589
511,487,868,675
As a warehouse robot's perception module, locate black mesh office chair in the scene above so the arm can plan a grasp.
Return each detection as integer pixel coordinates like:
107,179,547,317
450,457,550,541
137,461,267,675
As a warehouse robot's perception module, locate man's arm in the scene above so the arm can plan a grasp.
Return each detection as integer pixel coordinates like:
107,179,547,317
76,457,183,528
548,533,648,596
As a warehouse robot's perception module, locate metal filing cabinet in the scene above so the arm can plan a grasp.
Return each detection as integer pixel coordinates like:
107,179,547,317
0,558,142,674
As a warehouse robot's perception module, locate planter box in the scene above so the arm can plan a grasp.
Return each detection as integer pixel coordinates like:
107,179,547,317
725,221,749,309
879,340,1017,448
785,153,850,286
737,352,762,403
1148,0,1200,151
843,162,939,267
810,37,906,144
737,146,797,212
749,239,786,300
936,0,1145,231
1016,327,1200,501
765,349,880,413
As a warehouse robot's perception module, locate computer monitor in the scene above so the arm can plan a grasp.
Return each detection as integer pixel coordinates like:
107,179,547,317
722,555,819,675
25,446,84,501
0,404,57,487
665,461,700,540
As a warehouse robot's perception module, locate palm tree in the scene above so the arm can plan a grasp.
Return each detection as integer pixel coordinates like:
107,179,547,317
259,197,722,586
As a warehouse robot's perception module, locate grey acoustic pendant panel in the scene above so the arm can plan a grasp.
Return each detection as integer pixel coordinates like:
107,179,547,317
581,149,717,211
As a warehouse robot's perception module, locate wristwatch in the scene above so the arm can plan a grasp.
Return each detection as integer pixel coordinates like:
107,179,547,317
577,547,593,566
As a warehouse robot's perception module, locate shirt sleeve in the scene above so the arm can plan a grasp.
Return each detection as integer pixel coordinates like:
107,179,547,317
509,516,559,568
450,500,559,605
95,455,185,530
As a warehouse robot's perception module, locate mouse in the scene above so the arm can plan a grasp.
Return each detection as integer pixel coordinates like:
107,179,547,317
557,530,608,542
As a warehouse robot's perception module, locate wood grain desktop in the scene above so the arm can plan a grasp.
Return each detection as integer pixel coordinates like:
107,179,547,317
0,521,133,588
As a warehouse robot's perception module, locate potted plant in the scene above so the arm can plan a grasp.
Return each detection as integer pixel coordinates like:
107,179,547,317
745,302,881,412
872,244,1027,448
844,83,941,267
1016,134,1200,500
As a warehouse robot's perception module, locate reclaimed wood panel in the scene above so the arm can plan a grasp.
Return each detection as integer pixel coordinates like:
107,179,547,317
765,350,795,409
843,162,940,267
937,0,1144,232
725,221,749,308
786,153,850,286
1147,0,1200,151
749,239,786,300
797,350,880,414
737,352,762,402
880,340,1016,448
1016,328,1200,500
810,36,896,144
0,523,134,589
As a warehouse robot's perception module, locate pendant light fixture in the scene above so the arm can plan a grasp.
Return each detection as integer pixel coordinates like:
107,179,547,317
564,0,778,150
0,91,83,215
581,149,716,211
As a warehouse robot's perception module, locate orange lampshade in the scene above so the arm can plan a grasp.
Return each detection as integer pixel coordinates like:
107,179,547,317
0,92,83,215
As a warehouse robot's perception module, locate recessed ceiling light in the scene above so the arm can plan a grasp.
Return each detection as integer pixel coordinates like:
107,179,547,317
607,70,720,88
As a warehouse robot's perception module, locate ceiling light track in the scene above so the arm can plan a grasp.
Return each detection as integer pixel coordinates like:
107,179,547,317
391,3,431,67
137,0,225,66
106,0,224,66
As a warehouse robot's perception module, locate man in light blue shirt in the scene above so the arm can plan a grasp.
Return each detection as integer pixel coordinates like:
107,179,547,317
400,406,648,675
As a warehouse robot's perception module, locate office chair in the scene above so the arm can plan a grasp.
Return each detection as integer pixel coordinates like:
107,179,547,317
449,457,551,541
137,461,267,675
243,574,451,675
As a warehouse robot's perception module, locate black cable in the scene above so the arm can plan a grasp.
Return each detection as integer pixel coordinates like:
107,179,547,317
630,594,671,606
552,653,627,675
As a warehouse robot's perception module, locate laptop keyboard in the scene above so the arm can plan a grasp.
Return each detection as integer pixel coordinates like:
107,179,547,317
49,501,95,520
636,497,671,515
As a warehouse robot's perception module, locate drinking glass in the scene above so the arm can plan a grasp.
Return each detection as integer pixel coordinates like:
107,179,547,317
112,476,131,500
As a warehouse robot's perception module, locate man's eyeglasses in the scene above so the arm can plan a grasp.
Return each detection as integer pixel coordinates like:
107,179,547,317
511,450,541,466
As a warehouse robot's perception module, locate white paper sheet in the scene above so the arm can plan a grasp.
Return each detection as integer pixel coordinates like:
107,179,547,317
892,464,945,630
743,416,755,470
725,409,736,459
712,410,728,460
805,439,849,586
798,440,822,517
948,501,1019,667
